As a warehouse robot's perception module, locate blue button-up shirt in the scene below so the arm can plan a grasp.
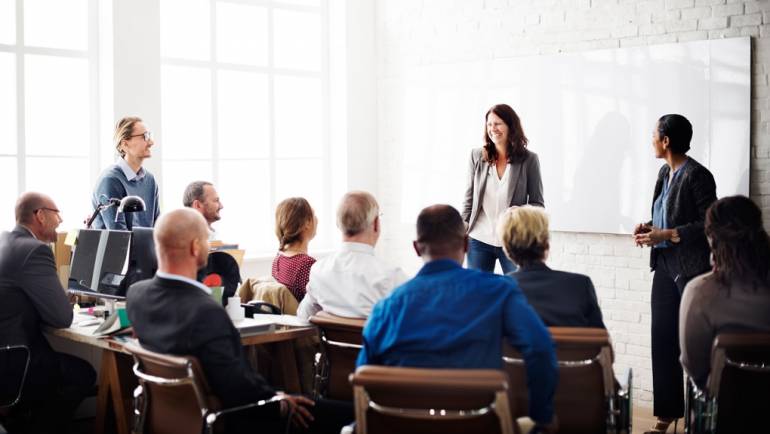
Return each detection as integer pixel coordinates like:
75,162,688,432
653,158,689,249
357,259,557,424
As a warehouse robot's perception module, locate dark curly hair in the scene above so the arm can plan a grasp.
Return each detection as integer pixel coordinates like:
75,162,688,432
705,195,770,289
482,104,528,164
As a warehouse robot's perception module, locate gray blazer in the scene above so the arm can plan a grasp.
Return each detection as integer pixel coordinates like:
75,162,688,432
462,147,544,232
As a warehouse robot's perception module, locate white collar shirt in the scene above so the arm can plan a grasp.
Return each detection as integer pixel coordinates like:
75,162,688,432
155,270,211,295
296,242,408,320
468,163,511,247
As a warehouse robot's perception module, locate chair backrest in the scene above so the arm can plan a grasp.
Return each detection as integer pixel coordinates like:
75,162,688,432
125,343,219,434
0,345,31,409
503,327,613,434
309,311,365,400
198,252,242,304
706,332,770,433
237,276,299,315
351,365,514,434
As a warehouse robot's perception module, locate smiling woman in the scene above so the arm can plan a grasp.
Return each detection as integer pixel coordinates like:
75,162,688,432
89,116,161,230
461,103,544,274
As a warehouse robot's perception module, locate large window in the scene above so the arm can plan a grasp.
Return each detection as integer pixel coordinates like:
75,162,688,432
160,0,330,257
0,0,101,231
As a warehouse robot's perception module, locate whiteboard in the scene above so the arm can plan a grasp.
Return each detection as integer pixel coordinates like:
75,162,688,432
393,37,750,234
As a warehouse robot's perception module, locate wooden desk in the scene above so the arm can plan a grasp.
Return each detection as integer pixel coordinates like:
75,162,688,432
47,322,317,434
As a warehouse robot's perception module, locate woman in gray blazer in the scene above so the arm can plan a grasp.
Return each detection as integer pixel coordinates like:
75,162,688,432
461,104,543,274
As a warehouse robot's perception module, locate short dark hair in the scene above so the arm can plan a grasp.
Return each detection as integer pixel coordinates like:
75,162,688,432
183,181,213,207
415,205,466,256
657,114,692,154
483,104,529,164
705,195,770,289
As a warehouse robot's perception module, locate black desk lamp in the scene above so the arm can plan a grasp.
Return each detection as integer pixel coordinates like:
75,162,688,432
86,195,146,231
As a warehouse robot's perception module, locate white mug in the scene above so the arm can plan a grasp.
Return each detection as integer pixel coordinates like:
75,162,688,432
226,297,244,322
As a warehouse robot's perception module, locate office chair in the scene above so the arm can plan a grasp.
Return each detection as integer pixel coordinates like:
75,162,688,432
685,332,770,434
309,311,365,400
351,365,515,434
126,343,285,434
197,252,241,306
503,327,631,434
0,345,31,410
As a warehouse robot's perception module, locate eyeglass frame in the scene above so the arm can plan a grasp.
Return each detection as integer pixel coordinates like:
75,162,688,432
128,131,153,142
34,207,61,217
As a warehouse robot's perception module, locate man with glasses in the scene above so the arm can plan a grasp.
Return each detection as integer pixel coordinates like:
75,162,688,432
90,116,160,230
0,192,96,434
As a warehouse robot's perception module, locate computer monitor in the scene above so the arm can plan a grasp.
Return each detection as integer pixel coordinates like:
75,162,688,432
119,227,158,292
68,229,131,300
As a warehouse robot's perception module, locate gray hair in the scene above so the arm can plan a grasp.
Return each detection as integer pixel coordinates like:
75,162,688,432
337,191,379,237
183,181,213,207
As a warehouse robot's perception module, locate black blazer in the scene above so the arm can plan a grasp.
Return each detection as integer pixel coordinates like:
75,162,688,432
126,276,275,408
508,262,605,329
0,226,73,384
648,157,716,280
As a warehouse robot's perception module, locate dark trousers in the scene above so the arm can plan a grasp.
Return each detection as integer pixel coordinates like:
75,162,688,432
3,352,96,434
467,238,517,274
227,398,353,434
651,249,687,419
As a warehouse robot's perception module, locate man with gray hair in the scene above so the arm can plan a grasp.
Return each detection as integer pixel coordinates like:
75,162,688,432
183,180,223,240
296,191,406,320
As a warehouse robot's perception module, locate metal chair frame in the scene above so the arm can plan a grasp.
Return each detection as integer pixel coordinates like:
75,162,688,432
129,345,284,434
0,344,31,409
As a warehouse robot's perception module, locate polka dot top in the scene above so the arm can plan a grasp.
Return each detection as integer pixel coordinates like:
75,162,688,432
271,252,316,302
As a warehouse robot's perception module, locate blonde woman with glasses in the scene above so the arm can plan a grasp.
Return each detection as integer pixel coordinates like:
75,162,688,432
90,116,160,230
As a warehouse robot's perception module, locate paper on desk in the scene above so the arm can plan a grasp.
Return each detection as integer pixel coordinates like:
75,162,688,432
251,314,311,327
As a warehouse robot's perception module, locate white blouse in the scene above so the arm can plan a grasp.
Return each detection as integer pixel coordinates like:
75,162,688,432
468,163,511,247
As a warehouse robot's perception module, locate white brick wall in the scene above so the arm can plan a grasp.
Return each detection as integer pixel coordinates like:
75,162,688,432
374,0,770,407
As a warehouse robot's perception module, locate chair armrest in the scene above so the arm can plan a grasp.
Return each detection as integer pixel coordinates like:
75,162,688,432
205,395,285,426
617,367,632,395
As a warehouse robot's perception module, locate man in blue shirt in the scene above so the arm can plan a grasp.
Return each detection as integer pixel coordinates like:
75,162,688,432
357,204,558,432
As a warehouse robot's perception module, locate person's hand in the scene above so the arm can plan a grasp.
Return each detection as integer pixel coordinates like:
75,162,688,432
278,394,315,429
633,227,670,247
633,222,651,235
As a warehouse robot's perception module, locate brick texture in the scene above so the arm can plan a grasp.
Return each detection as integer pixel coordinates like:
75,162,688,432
375,0,770,407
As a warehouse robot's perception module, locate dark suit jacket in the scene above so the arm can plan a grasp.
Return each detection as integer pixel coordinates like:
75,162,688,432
509,262,605,328
126,276,275,408
648,157,717,280
0,225,73,385
462,148,544,232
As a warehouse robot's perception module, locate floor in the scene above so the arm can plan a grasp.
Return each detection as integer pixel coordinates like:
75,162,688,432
633,405,686,434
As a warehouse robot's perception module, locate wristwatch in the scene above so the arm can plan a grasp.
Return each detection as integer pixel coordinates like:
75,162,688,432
670,229,680,244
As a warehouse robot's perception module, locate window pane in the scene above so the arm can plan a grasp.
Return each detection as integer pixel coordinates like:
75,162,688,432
0,53,15,154
276,0,321,6
161,160,213,211
24,0,88,50
0,157,17,230
0,0,14,45
274,76,322,158
26,157,89,231
161,65,212,159
217,160,272,254
216,2,267,66
218,70,269,159
275,158,327,249
25,55,89,156
161,0,210,61
273,9,322,71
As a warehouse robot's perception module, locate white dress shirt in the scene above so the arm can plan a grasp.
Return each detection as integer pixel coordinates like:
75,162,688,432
468,163,511,247
155,270,211,295
296,242,408,320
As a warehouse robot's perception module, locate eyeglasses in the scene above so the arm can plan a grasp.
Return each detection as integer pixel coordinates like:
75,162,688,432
129,131,153,142
35,207,61,216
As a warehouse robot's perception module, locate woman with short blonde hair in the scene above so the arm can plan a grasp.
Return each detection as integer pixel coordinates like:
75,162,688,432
499,205,605,329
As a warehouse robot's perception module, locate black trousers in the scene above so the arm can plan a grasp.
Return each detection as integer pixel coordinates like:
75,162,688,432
3,352,96,434
226,398,353,434
650,249,688,419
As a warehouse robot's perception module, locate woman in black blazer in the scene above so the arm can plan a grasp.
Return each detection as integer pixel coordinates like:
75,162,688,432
633,114,717,434
461,104,543,274
498,205,605,329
